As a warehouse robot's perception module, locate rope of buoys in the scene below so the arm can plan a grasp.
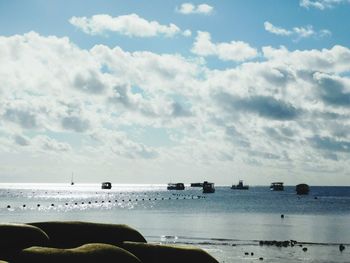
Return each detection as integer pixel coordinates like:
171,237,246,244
3,194,204,210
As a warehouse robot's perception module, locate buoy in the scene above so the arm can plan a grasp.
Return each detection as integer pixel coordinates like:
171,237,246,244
65,203,68,205
259,257,264,260
23,205,26,208
339,244,345,252
251,252,254,256
88,201,91,204
51,204,54,206
281,214,284,218
6,205,11,209
37,204,40,207
302,247,308,252
75,203,77,205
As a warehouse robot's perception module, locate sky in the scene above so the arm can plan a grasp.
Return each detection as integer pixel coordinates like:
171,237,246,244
0,0,350,185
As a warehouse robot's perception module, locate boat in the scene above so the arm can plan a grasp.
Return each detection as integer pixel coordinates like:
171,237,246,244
70,173,74,186
202,181,215,193
101,182,112,189
167,183,185,190
296,184,309,195
231,180,249,190
190,183,203,187
270,182,284,191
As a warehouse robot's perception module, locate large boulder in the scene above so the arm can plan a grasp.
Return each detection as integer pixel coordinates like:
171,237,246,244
0,223,49,261
16,243,141,263
122,241,219,263
29,221,146,248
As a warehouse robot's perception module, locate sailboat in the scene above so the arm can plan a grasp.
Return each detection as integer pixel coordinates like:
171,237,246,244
71,173,74,186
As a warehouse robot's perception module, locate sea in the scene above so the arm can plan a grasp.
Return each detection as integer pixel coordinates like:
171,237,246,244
1,183,350,263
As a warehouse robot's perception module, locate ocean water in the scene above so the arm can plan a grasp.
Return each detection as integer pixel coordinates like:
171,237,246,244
0,183,350,262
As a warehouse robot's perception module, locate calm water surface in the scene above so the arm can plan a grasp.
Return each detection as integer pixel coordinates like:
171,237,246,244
1,184,349,262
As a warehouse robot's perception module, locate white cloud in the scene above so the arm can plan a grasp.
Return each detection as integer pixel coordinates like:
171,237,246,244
264,21,292,36
1,31,350,184
300,0,349,9
177,3,213,15
264,21,331,40
183,29,192,37
69,14,181,37
191,31,258,62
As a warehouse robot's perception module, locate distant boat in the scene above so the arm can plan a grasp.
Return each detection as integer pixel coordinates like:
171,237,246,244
202,181,215,193
167,183,185,190
101,182,112,189
190,183,203,187
270,182,284,191
231,180,249,190
296,184,309,195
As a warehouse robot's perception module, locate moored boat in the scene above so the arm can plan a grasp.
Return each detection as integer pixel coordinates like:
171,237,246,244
231,180,249,190
101,182,112,189
270,182,284,191
167,183,185,190
296,184,309,195
190,183,203,187
202,181,215,193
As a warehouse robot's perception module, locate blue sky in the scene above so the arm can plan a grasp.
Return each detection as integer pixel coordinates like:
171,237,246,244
0,0,350,185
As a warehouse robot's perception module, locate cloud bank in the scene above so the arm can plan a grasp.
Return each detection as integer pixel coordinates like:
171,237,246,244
1,31,350,183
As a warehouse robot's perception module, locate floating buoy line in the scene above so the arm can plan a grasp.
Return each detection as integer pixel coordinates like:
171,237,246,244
2,191,206,211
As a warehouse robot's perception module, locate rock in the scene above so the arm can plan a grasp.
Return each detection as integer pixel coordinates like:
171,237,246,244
121,241,219,263
17,243,141,263
0,223,49,261
339,244,345,252
29,221,147,248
